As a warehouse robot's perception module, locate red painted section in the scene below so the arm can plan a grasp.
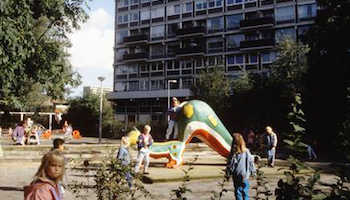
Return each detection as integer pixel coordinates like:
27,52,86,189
186,129,230,158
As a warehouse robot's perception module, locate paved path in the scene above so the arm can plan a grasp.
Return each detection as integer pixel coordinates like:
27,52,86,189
0,135,347,199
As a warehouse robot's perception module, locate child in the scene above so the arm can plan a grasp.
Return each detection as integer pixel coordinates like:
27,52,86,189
24,150,65,200
117,136,133,188
226,133,256,200
134,125,153,174
13,121,25,145
51,138,65,151
262,126,278,167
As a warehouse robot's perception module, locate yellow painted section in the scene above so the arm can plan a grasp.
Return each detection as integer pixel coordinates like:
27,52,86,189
183,104,194,118
208,114,218,127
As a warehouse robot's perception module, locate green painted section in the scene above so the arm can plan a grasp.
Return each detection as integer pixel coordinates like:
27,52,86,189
149,100,232,166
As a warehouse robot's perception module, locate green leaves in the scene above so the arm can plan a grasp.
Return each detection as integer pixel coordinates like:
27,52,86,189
0,0,87,110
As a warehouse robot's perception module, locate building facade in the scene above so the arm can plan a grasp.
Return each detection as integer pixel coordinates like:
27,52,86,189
109,0,317,124
83,86,113,97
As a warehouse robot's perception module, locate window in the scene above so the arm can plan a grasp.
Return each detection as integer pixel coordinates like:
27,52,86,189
167,60,180,70
117,30,128,43
227,54,243,65
141,10,150,20
182,77,193,89
168,4,181,15
208,37,224,53
115,82,127,91
298,25,310,36
116,65,128,74
262,51,276,63
275,28,296,41
196,0,207,10
142,0,150,2
227,34,244,50
131,0,139,5
129,64,138,73
130,12,139,21
207,17,224,32
117,48,128,60
183,2,192,13
167,42,180,56
226,14,243,30
139,80,149,91
208,0,222,8
151,7,164,18
118,14,129,24
168,23,179,37
298,3,317,20
151,44,164,58
151,25,164,39
129,81,139,91
140,64,149,72
151,80,164,90
117,0,129,8
181,60,192,69
150,62,164,71
248,53,258,63
276,6,295,23
227,0,243,5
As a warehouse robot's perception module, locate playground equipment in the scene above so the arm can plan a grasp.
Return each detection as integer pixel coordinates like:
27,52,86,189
129,100,233,168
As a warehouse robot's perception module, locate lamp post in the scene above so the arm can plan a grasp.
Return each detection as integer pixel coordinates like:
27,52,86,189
98,76,105,144
167,79,177,121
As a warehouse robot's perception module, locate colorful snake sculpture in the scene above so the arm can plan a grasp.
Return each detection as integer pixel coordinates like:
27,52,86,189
149,100,233,168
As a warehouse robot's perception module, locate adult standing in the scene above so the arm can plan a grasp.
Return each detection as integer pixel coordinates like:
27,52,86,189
166,97,180,140
263,126,278,167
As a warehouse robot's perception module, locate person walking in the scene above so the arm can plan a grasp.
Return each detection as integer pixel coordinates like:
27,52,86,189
134,125,153,175
226,133,256,200
262,126,278,167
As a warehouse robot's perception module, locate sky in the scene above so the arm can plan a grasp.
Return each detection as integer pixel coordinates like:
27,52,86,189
68,0,115,97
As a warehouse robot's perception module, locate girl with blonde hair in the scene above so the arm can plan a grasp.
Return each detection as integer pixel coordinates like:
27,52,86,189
24,150,65,200
117,136,133,188
226,133,256,200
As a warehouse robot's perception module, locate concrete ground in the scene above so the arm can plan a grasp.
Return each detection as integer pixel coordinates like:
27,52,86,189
0,134,347,200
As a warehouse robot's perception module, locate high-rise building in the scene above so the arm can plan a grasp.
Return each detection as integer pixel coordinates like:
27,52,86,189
109,0,317,124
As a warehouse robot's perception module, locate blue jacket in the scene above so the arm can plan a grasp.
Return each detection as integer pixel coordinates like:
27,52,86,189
117,146,131,166
227,149,256,182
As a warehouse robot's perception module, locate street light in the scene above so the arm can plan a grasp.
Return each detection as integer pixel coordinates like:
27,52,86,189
167,79,177,121
98,76,105,144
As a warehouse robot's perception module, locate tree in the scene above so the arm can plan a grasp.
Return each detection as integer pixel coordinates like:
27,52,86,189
66,94,116,137
190,67,231,111
0,0,87,111
305,0,350,155
270,37,309,96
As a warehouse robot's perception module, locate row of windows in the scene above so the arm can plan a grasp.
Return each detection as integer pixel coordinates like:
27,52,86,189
117,3,316,24
116,26,308,60
115,52,276,76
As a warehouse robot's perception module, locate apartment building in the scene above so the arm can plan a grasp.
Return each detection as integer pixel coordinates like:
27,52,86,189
109,0,317,124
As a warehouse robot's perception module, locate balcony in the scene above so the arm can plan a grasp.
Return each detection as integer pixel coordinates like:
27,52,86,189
175,26,206,38
240,39,275,50
123,34,149,45
123,52,149,62
240,17,275,29
175,46,206,57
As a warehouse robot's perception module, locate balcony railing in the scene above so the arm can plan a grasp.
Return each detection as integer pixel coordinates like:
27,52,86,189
240,38,275,49
123,34,149,44
240,17,275,29
175,46,206,56
175,26,206,37
123,52,149,62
